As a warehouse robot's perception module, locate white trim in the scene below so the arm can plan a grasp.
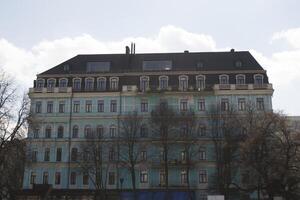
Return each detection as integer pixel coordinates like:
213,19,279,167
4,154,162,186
219,74,229,84
235,74,246,84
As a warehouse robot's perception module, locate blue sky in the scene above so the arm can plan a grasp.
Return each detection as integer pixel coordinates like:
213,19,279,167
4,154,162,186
0,0,300,115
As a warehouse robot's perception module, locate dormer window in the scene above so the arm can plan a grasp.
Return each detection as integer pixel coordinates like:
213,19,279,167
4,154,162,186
219,75,229,85
236,74,245,85
235,60,242,67
196,75,205,90
140,76,149,92
47,79,56,88
254,74,264,85
37,79,44,88
97,77,106,91
179,75,188,91
85,78,94,91
110,77,119,91
59,78,68,88
159,76,168,90
197,62,204,69
73,78,81,90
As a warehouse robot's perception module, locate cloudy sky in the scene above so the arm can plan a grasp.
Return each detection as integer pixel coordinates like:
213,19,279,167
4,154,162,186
0,0,300,115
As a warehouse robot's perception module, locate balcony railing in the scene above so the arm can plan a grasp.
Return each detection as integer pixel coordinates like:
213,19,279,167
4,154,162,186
214,84,273,91
30,87,72,93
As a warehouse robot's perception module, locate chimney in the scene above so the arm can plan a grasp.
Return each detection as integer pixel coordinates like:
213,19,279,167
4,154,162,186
184,50,189,53
230,48,235,52
125,46,130,54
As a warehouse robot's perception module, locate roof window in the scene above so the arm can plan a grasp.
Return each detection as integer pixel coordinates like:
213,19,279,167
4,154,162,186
87,62,110,72
143,60,172,71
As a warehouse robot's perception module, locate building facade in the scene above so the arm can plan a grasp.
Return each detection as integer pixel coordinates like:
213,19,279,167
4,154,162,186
23,49,273,199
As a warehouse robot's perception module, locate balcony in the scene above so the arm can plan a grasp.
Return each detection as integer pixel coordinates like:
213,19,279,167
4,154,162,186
30,87,72,93
213,84,273,91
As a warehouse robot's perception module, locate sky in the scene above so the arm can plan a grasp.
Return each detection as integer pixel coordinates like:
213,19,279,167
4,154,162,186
0,0,300,115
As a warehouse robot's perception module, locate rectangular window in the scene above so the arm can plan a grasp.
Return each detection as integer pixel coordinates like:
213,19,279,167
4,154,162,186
44,148,50,161
32,150,38,162
141,151,147,161
141,100,148,112
30,172,36,184
109,149,115,161
45,128,51,138
36,101,42,113
47,101,53,113
221,98,229,111
73,101,80,113
43,172,49,184
140,170,148,183
97,100,104,112
83,173,89,185
87,62,110,72
59,101,65,113
159,171,166,185
180,99,188,111
160,151,166,161
197,99,205,111
238,98,246,111
199,148,206,160
181,170,187,184
199,170,208,183
33,128,39,139
108,172,115,185
181,151,187,161
256,98,264,110
70,172,76,185
110,100,117,112
143,60,172,71
85,100,92,112
198,126,206,137
56,148,62,162
55,172,61,185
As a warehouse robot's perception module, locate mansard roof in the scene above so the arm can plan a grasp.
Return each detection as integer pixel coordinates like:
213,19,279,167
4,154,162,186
39,50,264,75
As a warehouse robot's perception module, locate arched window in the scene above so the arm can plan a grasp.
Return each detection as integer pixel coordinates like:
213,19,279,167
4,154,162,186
72,125,79,138
84,125,92,138
196,75,205,90
47,79,56,88
219,74,229,85
140,76,149,92
59,78,68,88
236,74,245,85
179,75,188,91
73,78,81,90
140,125,148,138
85,77,94,91
254,74,264,85
96,125,104,138
57,126,64,138
37,79,44,88
71,148,78,162
45,126,52,138
110,125,117,138
97,77,106,91
159,76,168,90
110,77,119,90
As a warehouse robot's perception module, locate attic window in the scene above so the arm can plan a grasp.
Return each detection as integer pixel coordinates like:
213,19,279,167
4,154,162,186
197,62,204,69
86,62,110,72
235,60,242,67
63,64,69,71
143,60,172,71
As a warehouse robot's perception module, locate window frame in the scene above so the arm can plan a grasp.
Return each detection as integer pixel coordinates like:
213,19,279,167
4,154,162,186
196,75,206,90
179,75,188,91
159,75,169,90
140,76,149,92
219,74,229,85
97,77,106,91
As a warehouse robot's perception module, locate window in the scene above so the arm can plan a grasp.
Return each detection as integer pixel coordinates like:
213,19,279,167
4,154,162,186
140,170,148,183
141,151,147,161
43,172,49,184
73,101,80,113
235,60,242,67
110,126,117,138
85,78,94,91
180,125,188,137
199,147,206,160
83,173,89,185
44,148,50,161
141,99,148,112
33,128,39,139
179,75,188,91
143,60,172,71
84,125,92,138
87,62,110,72
108,172,115,185
57,126,64,138
140,125,148,138
197,62,204,69
47,101,53,113
236,74,245,85
256,98,264,110
30,172,36,184
37,79,44,88
45,126,51,138
71,148,78,162
97,77,106,91
32,150,38,162
35,101,42,113
159,76,168,90
238,98,246,111
58,101,65,113
196,75,205,90
181,151,187,161
199,170,208,183
221,98,229,111
198,125,206,137
59,79,68,88
110,77,119,90
73,78,81,90
197,99,205,111
109,148,116,161
180,99,188,111
70,172,76,185
97,100,104,112
159,170,166,185
219,75,229,85
181,170,187,184
56,148,62,162
140,76,149,92
47,79,56,88
254,74,264,85
85,100,92,112
160,150,166,161
110,100,117,112
55,172,61,185
199,194,208,200
72,125,79,138
96,125,104,138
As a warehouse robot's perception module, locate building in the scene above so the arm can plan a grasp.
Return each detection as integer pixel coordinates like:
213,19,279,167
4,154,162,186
21,48,273,199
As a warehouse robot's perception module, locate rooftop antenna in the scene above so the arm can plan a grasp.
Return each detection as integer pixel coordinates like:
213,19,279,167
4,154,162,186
133,43,136,54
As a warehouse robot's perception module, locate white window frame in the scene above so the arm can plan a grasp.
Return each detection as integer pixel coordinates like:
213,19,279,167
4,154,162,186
59,78,68,88
36,79,45,88
73,78,82,90
179,75,188,91
219,74,229,85
159,75,168,90
236,74,246,85
110,77,119,90
254,74,264,85
196,75,206,90
97,77,106,91
140,76,149,92
85,77,94,91
47,78,56,88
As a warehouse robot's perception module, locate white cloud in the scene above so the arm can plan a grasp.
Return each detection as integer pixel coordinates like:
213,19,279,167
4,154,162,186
0,25,300,115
